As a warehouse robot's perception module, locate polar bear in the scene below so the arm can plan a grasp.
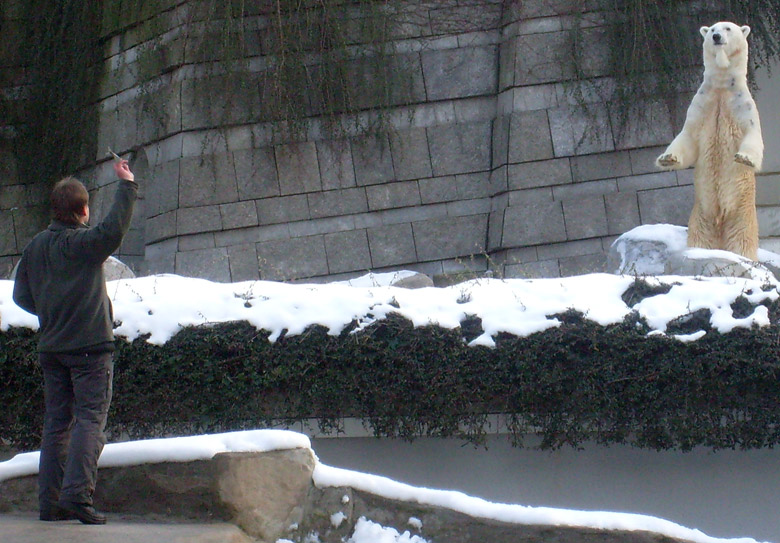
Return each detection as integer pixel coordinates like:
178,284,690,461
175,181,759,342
656,21,763,260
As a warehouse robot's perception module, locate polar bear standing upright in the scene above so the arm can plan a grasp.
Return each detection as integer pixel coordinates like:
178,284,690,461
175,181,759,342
656,21,763,260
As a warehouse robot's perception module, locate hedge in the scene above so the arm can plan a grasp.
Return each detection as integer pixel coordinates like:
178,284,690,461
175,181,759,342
2,303,780,452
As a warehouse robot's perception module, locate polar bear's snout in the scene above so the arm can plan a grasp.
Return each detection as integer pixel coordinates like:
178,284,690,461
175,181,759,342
712,32,723,45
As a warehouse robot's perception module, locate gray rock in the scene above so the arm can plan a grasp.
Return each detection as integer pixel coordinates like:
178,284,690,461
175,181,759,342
609,225,779,282
9,256,135,281
390,272,434,289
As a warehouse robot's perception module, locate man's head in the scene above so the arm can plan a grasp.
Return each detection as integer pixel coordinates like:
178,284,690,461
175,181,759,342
51,177,89,225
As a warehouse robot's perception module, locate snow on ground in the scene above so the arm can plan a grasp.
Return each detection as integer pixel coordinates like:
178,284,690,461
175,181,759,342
0,270,777,348
0,429,770,543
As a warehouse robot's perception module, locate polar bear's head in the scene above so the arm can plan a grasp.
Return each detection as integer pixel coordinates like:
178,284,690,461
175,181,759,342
699,22,750,70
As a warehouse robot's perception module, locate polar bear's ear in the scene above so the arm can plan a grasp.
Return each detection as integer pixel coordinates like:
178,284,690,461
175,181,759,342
700,26,710,38
741,25,751,38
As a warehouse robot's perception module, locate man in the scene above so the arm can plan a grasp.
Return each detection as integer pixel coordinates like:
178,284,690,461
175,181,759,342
13,159,138,525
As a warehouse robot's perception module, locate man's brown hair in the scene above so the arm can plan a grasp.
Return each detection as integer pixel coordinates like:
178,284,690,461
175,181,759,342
51,177,89,224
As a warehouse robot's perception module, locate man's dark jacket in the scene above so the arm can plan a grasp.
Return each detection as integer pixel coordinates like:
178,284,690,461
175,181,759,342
13,178,138,353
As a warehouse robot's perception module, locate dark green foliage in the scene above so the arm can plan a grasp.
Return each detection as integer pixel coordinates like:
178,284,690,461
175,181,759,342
3,313,779,452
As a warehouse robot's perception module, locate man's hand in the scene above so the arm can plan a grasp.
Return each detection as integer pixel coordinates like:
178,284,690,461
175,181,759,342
113,159,135,182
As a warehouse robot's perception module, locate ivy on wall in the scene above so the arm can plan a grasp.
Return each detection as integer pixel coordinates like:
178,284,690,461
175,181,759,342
2,306,780,452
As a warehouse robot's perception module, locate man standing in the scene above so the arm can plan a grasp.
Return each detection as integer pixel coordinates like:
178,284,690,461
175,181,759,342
13,159,138,525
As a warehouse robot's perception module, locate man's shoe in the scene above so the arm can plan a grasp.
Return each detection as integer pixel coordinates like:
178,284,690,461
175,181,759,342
39,504,78,522
57,501,107,525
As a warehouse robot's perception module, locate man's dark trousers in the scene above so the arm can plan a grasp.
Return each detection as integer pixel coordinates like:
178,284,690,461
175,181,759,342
38,351,113,509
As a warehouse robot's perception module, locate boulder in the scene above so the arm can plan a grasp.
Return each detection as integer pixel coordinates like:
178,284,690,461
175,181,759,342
609,224,779,282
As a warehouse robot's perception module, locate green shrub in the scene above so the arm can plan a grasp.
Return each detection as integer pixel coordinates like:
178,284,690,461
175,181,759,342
2,306,779,452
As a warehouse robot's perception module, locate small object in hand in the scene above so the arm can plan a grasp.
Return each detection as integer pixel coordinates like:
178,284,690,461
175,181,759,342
107,148,122,162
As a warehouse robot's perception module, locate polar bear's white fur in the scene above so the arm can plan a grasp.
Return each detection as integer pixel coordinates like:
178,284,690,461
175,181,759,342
656,21,763,260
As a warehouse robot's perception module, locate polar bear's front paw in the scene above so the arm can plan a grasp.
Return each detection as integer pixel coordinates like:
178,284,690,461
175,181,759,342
656,153,680,169
734,152,757,169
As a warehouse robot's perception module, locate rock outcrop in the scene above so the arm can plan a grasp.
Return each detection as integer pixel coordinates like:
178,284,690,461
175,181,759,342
0,449,703,543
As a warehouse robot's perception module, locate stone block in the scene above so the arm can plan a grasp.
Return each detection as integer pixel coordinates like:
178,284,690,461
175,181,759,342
498,39,517,92
455,172,492,200
146,210,177,243
508,110,554,164
256,195,310,225
147,160,180,217
676,168,694,187
492,115,510,167
324,230,372,274
508,158,571,190
514,32,575,86
507,187,554,207
611,99,675,150
228,244,260,282
629,146,668,175
179,153,239,207
617,171,678,193
488,209,505,250
502,200,567,247
413,215,488,261
420,176,459,204
446,198,491,217
605,192,641,236
389,128,433,181
234,147,280,200
512,84,559,112
366,181,421,211
175,247,231,282
178,233,215,252
317,140,356,190
220,201,259,231
489,166,508,194
570,151,632,183
757,174,780,206
0,185,24,209
289,216,355,238
308,188,368,219
758,206,780,237
637,186,693,226
537,239,603,260
215,224,288,247
144,238,177,275
0,146,18,186
552,179,617,200
573,27,611,79
367,223,417,268
505,259,560,279
256,236,328,281
428,121,492,176
0,212,16,256
276,142,322,195
178,206,222,236
562,196,608,239
422,45,497,101
548,104,614,156
559,252,607,276
351,133,395,186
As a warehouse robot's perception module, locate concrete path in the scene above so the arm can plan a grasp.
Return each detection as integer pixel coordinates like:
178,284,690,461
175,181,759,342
0,513,255,543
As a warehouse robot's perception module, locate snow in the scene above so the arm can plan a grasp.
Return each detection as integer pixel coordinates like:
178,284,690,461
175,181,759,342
0,429,771,543
1,227,779,543
1,270,777,348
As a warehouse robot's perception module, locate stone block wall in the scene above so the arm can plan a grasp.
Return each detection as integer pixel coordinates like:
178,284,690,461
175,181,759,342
3,0,778,283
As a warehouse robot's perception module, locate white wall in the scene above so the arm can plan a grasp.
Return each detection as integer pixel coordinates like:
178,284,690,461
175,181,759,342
311,434,779,542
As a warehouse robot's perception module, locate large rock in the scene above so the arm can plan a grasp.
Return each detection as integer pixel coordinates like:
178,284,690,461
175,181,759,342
609,224,779,282
0,448,718,543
